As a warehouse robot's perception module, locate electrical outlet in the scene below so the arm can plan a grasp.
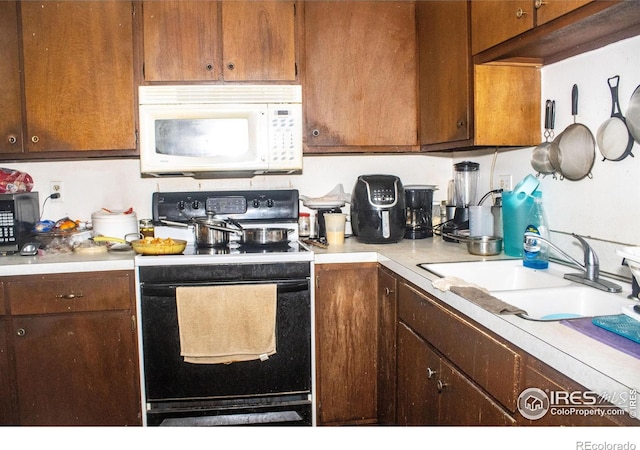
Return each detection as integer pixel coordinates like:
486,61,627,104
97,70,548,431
50,181,64,203
498,175,513,191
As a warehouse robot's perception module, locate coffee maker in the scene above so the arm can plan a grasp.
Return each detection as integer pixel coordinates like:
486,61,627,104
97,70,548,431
404,185,435,239
442,161,479,240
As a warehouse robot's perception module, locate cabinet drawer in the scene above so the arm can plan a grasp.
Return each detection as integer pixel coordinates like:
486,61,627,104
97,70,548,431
398,281,521,412
6,271,132,315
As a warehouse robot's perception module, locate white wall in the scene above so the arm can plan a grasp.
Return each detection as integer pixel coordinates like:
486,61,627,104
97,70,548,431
454,35,640,275
6,35,640,275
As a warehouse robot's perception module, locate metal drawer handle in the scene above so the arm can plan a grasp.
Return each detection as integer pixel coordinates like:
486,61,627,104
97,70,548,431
16,328,26,337
56,293,84,300
426,367,437,379
384,287,394,295
8,135,17,144
516,7,527,19
437,380,448,393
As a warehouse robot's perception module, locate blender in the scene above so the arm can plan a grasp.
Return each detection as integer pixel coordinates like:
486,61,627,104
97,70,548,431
442,161,479,241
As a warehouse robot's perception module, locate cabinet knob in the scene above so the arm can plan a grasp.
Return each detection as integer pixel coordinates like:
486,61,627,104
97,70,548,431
384,287,394,295
31,136,39,143
456,120,465,129
515,8,527,19
426,367,437,379
534,0,545,9
227,62,235,71
312,129,320,137
16,328,26,337
437,380,448,393
56,293,84,300
206,63,214,71
8,135,17,144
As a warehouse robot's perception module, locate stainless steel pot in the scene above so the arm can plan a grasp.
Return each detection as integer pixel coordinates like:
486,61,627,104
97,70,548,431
162,216,240,247
225,219,291,246
465,236,503,256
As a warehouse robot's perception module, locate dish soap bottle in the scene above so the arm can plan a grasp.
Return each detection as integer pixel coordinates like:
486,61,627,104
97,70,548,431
523,195,549,269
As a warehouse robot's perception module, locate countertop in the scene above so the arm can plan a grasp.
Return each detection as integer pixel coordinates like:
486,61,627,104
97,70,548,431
1,236,638,419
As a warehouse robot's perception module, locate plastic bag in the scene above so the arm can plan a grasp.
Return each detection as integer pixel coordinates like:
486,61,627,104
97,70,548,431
0,168,34,193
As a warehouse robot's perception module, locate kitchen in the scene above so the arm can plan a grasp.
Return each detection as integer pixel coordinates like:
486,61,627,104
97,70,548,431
1,0,640,442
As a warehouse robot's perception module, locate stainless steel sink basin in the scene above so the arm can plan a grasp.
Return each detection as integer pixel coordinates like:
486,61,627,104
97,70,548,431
420,259,573,292
493,286,635,321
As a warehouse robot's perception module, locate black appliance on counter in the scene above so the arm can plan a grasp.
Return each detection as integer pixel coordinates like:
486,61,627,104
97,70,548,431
404,185,435,239
138,189,313,426
0,192,39,254
350,174,405,244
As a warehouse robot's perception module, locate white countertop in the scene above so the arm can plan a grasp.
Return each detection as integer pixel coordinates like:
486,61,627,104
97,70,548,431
2,236,638,419
313,236,640,420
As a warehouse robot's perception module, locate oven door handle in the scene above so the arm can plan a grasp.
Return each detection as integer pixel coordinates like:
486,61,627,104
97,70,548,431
141,279,309,297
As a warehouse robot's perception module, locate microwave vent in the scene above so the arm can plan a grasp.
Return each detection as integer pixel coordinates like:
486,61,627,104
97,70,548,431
139,85,302,105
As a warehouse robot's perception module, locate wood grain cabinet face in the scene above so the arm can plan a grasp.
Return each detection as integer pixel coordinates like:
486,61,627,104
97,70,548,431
19,1,136,154
314,263,378,425
0,319,12,424
377,267,398,425
142,1,296,82
303,1,418,152
2,271,141,426
0,2,23,155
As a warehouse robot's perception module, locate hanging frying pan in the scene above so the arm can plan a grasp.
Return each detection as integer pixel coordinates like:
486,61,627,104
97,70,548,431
531,99,557,177
549,84,596,181
596,75,634,161
627,82,640,145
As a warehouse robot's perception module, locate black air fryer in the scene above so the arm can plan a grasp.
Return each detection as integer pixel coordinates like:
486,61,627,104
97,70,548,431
351,175,405,244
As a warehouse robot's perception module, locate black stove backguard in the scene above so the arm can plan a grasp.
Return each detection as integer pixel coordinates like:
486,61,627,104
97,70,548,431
152,189,299,224
139,262,312,426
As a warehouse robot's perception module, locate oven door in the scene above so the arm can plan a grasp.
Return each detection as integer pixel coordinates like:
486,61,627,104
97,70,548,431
139,264,311,426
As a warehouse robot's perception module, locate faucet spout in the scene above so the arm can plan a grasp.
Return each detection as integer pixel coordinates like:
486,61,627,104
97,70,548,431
522,233,621,293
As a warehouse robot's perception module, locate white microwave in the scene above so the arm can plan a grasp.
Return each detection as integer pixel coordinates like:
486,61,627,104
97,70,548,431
139,85,303,178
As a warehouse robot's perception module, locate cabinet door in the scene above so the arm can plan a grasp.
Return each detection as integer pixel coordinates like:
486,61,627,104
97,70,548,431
0,320,13,424
303,1,418,151
377,267,398,424
222,1,296,81
535,0,592,26
315,263,378,425
21,1,135,153
471,1,534,55
12,312,140,425
438,356,516,426
142,1,219,82
396,323,440,425
0,2,23,155
417,1,471,146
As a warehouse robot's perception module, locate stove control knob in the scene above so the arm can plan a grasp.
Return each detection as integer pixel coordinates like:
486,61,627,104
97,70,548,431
253,199,260,208
177,201,186,210
267,199,274,207
192,200,201,210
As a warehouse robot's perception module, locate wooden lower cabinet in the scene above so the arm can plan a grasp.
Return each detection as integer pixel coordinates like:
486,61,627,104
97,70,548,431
377,266,398,425
0,319,11,424
314,262,378,425
397,319,515,426
2,271,141,426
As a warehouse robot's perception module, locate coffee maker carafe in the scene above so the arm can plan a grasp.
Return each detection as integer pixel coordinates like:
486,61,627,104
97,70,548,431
442,161,479,240
404,185,435,239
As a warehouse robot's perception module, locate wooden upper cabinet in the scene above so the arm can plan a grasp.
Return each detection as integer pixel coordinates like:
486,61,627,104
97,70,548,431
142,1,297,82
535,0,592,26
471,1,535,55
222,1,296,81
20,1,136,153
303,1,418,152
417,0,471,146
472,0,596,56
0,2,22,155
142,1,219,81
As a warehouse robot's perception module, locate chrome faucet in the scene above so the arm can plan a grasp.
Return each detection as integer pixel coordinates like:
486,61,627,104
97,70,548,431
523,233,622,293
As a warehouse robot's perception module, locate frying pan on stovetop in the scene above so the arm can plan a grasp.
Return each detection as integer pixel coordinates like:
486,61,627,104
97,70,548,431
549,84,596,181
596,75,634,162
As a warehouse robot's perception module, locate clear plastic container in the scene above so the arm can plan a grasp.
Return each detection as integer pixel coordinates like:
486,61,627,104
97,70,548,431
298,213,311,237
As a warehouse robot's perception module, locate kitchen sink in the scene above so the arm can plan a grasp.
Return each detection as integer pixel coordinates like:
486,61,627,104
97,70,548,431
419,259,574,292
492,286,635,321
